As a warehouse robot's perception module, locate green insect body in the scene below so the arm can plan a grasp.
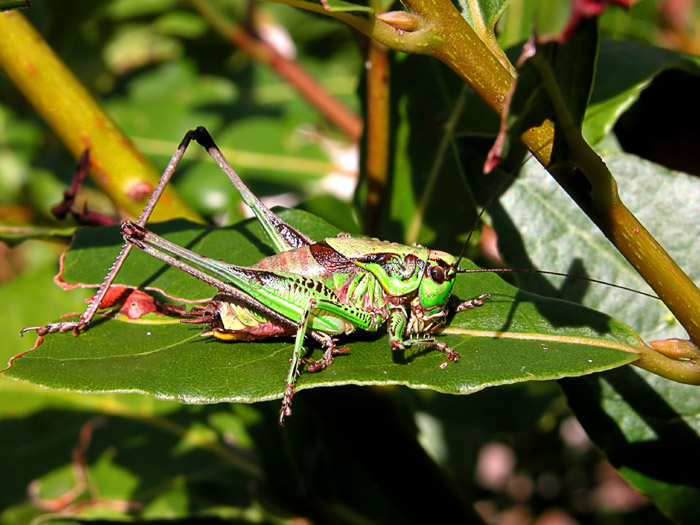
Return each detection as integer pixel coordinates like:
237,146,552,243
189,237,459,343
23,127,488,424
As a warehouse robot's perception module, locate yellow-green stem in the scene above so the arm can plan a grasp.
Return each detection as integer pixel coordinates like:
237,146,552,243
531,54,700,350
0,11,200,222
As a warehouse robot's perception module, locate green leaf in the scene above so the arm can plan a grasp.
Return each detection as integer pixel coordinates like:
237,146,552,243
497,1,571,49
6,209,641,405
584,40,700,144
506,17,598,142
0,223,76,246
0,0,29,12
562,369,700,524
457,0,508,31
486,152,700,342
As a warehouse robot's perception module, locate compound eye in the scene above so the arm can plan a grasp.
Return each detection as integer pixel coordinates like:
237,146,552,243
429,265,445,284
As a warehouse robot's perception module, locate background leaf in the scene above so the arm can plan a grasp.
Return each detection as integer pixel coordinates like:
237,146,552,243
584,40,700,145
482,150,700,343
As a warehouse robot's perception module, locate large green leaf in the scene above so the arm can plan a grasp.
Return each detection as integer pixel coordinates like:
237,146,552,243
6,209,642,404
488,151,700,342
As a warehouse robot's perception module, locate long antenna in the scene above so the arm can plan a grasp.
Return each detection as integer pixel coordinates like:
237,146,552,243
452,155,659,301
454,156,532,267
456,267,659,300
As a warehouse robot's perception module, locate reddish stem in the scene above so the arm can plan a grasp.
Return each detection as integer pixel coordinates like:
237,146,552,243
190,0,363,142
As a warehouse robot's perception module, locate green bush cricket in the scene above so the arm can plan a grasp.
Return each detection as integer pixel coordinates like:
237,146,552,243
21,127,654,424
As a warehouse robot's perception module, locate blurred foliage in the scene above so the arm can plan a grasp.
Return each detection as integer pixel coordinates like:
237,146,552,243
1,0,700,523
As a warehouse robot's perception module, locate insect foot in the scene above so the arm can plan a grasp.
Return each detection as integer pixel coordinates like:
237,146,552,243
279,381,295,426
453,293,491,313
434,340,460,363
301,345,350,373
389,336,460,369
437,342,460,370
20,320,85,338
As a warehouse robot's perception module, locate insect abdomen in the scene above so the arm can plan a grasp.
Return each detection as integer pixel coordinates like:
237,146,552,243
252,245,330,278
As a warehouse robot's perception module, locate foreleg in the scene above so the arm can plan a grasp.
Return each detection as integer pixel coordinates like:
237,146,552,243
387,306,460,365
452,293,490,312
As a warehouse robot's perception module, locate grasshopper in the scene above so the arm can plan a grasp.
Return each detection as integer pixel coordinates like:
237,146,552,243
22,127,490,423
22,127,650,423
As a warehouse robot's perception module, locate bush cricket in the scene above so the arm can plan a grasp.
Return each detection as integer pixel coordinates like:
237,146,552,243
21,127,655,424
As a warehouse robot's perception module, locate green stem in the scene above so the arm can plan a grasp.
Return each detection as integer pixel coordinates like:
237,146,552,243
0,11,200,222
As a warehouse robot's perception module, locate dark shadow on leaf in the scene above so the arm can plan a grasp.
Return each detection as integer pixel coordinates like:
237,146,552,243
251,385,482,523
391,345,440,365
562,368,700,489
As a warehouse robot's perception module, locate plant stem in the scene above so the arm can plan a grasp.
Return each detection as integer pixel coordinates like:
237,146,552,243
0,11,200,222
363,38,391,236
635,339,700,384
531,53,700,352
189,0,362,142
